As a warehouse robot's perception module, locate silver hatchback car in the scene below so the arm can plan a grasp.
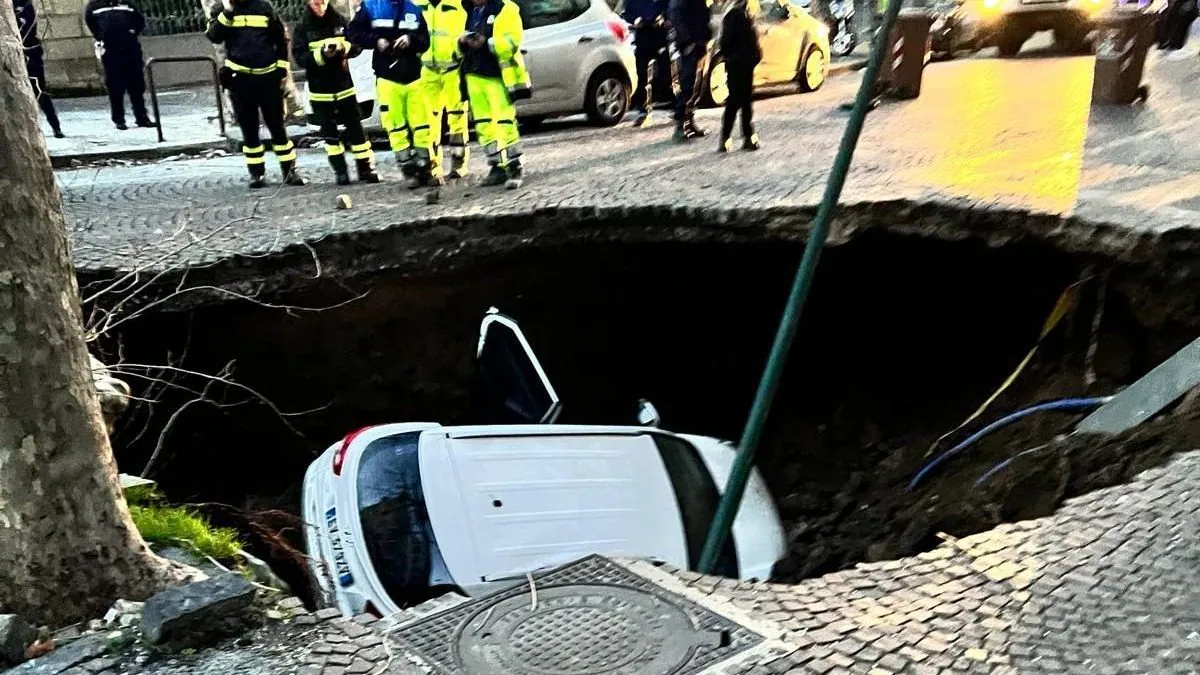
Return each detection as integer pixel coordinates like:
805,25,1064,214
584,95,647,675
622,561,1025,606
305,0,637,130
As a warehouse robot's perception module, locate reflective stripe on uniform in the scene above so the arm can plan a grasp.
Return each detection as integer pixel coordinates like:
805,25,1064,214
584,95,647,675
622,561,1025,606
273,141,296,162
308,87,357,102
371,18,419,28
243,143,267,165
92,5,135,13
225,59,281,75
325,143,345,156
349,141,373,159
218,13,271,27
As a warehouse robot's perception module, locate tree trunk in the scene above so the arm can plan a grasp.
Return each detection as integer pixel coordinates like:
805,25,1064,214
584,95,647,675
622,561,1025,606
0,0,185,626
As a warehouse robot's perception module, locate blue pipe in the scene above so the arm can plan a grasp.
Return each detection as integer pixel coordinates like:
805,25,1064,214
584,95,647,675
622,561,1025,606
906,397,1112,492
973,443,1054,487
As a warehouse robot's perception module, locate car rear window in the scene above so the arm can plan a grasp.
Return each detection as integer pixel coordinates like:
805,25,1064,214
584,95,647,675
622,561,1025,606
514,0,590,28
651,434,739,577
356,432,454,606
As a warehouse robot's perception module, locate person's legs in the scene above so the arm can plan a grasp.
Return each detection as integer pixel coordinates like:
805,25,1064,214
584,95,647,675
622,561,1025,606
486,78,522,188
378,78,416,178
421,71,447,180
684,50,709,135
736,64,756,147
259,78,301,184
336,97,378,182
673,47,697,128
124,46,152,126
26,55,62,136
442,72,470,178
102,52,128,128
230,76,267,185
631,39,655,118
403,80,436,185
466,73,505,185
316,101,349,184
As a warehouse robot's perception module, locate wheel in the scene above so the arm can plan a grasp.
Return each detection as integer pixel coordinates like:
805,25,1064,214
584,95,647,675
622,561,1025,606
584,68,630,126
702,56,729,107
799,45,827,93
997,30,1025,57
831,29,856,57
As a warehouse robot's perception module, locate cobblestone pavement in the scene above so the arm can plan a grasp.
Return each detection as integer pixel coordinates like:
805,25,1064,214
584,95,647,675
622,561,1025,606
60,50,1200,271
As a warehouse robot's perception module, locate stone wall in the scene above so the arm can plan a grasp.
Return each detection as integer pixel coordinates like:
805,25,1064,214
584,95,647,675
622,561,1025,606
37,0,104,93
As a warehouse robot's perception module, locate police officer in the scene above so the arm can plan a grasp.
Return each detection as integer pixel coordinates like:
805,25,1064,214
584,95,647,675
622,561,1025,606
458,0,531,189
293,0,380,184
348,0,433,188
85,0,154,130
668,0,712,142
621,0,668,127
418,0,470,181
14,0,63,138
207,0,305,188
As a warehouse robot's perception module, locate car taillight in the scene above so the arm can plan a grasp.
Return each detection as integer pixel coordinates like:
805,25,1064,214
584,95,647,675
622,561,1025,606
606,19,629,43
332,426,371,476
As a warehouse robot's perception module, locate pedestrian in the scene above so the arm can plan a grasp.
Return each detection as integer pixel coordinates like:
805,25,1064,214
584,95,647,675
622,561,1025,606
84,0,154,130
293,0,380,185
418,0,470,181
14,0,63,138
717,0,760,152
348,0,435,188
622,0,669,127
668,0,712,142
207,0,306,188
457,0,531,189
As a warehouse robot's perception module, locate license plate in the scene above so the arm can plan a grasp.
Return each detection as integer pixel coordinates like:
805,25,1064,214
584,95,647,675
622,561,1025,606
325,507,354,587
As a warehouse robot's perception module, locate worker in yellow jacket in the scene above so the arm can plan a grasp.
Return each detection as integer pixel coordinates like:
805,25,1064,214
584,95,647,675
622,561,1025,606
458,0,531,189
418,0,470,181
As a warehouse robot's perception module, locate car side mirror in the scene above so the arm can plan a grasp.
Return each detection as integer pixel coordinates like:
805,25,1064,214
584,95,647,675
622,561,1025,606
636,399,661,428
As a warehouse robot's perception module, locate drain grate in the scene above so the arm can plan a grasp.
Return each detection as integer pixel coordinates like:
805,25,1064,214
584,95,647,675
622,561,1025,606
391,556,765,675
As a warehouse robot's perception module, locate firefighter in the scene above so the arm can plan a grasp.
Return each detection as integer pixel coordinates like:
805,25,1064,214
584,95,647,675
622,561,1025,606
458,0,531,189
418,0,470,181
293,0,380,184
348,0,434,188
84,0,154,130
14,0,63,138
207,0,305,188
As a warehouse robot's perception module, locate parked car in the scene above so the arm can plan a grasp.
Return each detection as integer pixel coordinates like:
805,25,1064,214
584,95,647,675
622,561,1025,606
705,0,831,106
305,0,637,131
303,309,787,617
929,0,984,59
969,0,1110,56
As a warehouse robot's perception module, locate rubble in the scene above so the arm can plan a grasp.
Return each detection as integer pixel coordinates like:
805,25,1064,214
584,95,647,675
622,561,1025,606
5,634,106,674
140,574,257,646
0,614,38,666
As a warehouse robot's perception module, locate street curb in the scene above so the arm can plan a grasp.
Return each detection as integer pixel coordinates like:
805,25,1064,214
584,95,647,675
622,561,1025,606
829,57,869,77
50,139,229,168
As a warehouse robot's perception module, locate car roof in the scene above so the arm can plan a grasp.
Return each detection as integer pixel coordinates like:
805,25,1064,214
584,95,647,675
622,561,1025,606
436,424,664,439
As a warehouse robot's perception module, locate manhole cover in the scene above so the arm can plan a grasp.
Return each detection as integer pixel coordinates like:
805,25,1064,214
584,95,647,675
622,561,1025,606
392,556,765,675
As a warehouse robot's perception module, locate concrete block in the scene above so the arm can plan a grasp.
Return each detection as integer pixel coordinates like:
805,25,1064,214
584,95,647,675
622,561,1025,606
42,13,87,40
45,35,100,62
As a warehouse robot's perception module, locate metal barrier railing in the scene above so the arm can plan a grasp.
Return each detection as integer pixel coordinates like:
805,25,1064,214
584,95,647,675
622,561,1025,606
144,56,227,143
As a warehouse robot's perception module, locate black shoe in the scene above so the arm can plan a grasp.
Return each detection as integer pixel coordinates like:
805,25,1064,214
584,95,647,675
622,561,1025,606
359,169,381,184
483,165,508,186
335,171,351,186
283,169,307,186
742,133,760,151
115,122,128,131
52,129,64,139
135,118,156,128
249,175,268,189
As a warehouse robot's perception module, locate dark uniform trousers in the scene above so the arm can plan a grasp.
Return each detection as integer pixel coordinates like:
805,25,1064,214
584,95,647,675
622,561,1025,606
102,44,149,125
228,70,291,176
25,52,62,132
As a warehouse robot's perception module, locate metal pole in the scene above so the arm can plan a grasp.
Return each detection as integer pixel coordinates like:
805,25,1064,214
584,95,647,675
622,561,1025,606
209,59,226,138
696,0,910,573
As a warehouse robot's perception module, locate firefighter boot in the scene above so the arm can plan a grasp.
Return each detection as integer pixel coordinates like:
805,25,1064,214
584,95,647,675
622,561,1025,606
356,157,381,184
446,147,468,180
281,160,307,186
248,164,268,190
329,153,351,186
483,163,508,186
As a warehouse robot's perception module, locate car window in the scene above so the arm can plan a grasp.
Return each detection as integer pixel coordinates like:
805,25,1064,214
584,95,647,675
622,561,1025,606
651,433,739,577
514,0,591,28
356,432,454,606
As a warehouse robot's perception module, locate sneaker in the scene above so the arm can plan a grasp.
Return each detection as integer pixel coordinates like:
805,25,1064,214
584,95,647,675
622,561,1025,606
283,170,307,186
335,171,351,186
505,162,524,190
743,133,760,151
249,175,268,189
632,112,650,128
685,122,707,139
483,165,508,186
718,137,732,153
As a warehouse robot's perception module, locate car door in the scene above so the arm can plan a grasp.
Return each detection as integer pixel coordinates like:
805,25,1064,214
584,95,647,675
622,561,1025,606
754,0,801,84
513,0,594,110
471,308,562,425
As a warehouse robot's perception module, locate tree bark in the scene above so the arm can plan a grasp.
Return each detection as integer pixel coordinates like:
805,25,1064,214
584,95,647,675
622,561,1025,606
0,0,185,626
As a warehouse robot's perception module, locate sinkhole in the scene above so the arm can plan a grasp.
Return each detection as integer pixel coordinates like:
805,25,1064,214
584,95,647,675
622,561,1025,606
83,224,1200,600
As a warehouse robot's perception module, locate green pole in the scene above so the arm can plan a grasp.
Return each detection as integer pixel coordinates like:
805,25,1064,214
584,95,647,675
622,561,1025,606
697,0,910,573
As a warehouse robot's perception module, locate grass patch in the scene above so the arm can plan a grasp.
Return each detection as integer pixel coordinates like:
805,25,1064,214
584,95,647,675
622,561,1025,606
125,487,243,563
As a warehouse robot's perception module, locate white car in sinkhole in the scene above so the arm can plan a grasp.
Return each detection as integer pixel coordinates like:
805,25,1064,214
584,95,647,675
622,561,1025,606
303,309,786,617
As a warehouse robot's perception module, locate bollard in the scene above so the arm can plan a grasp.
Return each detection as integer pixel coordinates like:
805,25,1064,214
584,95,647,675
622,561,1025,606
1091,7,1155,105
876,9,933,99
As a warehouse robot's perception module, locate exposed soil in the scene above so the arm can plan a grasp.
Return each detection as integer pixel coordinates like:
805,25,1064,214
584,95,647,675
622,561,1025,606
85,226,1200,597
